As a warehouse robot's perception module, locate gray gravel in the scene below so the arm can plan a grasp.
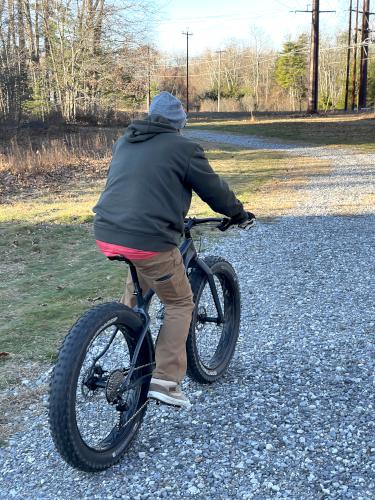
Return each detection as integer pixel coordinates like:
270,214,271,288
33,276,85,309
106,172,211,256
185,129,375,217
1,132,374,499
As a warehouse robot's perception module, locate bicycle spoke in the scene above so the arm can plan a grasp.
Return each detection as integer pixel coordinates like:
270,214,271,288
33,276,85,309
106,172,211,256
195,276,225,368
92,327,119,364
75,325,139,450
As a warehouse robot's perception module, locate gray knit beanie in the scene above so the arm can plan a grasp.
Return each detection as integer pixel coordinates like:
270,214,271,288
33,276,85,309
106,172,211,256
149,91,187,129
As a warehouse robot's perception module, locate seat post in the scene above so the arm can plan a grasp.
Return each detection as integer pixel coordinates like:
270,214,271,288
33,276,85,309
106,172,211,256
107,255,145,309
128,262,144,309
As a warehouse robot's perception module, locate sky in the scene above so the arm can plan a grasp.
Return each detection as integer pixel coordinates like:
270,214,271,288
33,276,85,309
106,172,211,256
154,0,351,56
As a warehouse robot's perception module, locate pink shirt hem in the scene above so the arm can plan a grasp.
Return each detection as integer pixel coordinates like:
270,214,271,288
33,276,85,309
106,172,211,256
96,240,159,260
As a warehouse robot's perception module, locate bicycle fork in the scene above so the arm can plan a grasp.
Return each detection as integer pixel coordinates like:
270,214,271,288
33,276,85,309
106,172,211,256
195,258,225,325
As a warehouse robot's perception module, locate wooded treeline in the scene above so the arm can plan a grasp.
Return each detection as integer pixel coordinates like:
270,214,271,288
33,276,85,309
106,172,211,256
1,1,374,124
160,33,374,113
0,0,152,123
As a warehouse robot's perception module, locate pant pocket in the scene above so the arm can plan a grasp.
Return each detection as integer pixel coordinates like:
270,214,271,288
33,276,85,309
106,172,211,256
153,268,188,304
155,273,173,282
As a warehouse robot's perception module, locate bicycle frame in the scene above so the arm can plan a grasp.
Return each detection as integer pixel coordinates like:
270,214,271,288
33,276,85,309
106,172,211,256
107,217,226,394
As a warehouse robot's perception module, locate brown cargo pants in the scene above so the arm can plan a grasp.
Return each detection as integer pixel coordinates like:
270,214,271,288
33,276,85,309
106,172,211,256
121,247,195,383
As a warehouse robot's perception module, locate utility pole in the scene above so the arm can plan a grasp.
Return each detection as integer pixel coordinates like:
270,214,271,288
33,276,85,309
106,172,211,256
182,30,193,112
294,1,335,114
351,0,360,109
215,50,224,112
308,0,320,113
146,45,151,112
344,0,353,111
358,0,371,107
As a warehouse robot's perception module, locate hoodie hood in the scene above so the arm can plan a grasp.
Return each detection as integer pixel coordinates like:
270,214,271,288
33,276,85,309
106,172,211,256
124,114,178,143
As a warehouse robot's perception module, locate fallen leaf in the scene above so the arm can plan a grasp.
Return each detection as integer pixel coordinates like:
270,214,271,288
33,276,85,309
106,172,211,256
88,296,102,302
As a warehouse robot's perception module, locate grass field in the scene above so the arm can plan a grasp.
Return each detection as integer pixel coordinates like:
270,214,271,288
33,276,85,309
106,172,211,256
190,114,375,150
0,140,327,389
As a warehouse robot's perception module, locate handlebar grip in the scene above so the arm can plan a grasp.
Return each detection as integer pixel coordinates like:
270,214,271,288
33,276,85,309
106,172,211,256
238,218,256,230
216,218,232,232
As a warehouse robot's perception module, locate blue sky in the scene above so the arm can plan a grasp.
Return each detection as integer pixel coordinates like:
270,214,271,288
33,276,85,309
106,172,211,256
154,0,349,55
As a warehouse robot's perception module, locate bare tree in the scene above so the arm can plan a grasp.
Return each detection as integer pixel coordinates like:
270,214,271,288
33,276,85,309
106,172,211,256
0,0,155,122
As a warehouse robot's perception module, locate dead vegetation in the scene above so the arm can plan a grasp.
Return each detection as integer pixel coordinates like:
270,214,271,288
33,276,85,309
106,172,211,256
0,126,124,201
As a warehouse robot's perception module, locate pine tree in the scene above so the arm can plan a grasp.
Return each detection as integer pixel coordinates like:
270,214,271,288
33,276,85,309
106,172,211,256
275,35,308,111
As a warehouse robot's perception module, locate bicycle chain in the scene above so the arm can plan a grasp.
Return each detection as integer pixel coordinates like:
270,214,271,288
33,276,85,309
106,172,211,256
133,361,155,372
116,361,155,429
117,398,151,430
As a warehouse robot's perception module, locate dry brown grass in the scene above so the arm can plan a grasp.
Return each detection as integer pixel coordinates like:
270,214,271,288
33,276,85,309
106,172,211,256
3,132,111,174
0,126,124,201
251,156,331,216
1,127,121,170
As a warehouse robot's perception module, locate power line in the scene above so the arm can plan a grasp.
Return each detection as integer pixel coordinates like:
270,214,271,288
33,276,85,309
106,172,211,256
155,10,287,25
134,33,373,82
150,37,368,69
148,42,364,75
138,42,369,79
274,0,295,8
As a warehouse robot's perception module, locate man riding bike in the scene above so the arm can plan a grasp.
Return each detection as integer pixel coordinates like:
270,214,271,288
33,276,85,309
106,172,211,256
93,91,254,408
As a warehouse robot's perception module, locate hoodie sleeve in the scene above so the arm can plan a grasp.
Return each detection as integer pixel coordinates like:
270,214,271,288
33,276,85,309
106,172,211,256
185,145,247,219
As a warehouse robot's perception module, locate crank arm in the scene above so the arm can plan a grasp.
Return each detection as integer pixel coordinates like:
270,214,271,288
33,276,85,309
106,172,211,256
198,315,223,325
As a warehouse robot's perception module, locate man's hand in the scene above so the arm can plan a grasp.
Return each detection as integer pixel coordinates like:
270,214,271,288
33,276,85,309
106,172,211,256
217,211,256,231
238,211,256,230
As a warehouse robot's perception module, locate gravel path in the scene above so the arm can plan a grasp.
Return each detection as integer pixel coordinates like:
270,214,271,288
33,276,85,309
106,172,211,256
1,132,374,499
185,129,375,216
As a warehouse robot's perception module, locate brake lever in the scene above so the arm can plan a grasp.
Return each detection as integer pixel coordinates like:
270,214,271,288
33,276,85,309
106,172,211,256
217,218,232,232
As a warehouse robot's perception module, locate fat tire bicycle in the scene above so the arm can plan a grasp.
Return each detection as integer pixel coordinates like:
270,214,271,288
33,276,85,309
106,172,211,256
49,216,254,472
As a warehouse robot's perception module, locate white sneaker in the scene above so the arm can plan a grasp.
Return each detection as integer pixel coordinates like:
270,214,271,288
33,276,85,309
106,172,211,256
147,378,191,408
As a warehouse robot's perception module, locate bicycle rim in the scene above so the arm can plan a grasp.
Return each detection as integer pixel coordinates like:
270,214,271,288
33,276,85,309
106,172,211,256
75,324,142,451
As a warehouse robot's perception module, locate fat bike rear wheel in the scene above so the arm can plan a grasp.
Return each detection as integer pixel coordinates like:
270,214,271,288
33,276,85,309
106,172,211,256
49,302,153,472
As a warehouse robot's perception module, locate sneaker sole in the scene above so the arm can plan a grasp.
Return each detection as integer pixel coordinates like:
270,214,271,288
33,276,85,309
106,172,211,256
147,390,191,409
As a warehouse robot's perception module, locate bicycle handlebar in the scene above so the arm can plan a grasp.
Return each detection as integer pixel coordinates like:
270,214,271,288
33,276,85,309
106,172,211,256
185,217,223,225
184,216,256,232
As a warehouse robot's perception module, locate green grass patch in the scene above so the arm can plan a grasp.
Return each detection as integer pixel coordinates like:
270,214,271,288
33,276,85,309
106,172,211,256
0,177,102,224
190,115,375,150
0,223,125,367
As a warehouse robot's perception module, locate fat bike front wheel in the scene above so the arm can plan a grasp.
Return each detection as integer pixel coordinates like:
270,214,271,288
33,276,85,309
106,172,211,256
186,256,241,383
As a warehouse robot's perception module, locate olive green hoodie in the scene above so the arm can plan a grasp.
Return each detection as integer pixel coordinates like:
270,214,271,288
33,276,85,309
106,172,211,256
93,115,246,251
